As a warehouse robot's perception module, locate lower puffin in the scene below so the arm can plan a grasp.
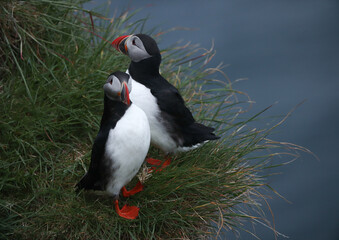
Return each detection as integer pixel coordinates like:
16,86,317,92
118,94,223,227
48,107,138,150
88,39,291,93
76,71,150,220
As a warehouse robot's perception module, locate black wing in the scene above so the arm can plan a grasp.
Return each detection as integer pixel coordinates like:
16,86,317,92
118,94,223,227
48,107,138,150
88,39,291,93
151,87,195,126
75,130,110,191
151,86,219,147
76,98,129,191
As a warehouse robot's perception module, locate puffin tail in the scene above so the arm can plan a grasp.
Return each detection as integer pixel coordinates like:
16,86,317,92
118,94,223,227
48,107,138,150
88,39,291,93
182,122,220,148
76,172,101,192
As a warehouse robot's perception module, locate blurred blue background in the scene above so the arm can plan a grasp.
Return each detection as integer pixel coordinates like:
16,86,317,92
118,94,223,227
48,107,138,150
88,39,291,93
86,1,339,239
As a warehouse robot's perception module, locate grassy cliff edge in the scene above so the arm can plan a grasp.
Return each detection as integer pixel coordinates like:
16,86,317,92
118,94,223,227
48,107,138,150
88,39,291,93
0,1,304,239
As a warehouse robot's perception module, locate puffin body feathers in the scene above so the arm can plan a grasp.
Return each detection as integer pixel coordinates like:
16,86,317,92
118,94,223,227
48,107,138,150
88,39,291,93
113,34,219,154
128,71,219,154
76,73,150,197
105,103,150,196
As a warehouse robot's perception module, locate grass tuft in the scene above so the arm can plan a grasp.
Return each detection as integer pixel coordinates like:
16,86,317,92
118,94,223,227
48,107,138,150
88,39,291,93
0,1,307,239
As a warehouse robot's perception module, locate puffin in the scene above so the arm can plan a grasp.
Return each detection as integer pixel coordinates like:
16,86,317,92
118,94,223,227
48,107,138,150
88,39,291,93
112,34,219,167
76,71,151,220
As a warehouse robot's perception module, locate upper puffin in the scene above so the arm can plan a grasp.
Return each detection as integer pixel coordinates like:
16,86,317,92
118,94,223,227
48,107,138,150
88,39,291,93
112,34,219,155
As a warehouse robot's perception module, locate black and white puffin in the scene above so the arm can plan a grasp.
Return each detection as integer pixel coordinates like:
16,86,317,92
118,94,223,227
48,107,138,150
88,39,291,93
76,71,150,219
112,34,219,166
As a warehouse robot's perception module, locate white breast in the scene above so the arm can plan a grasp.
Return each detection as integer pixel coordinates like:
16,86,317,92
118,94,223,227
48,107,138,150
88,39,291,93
104,104,150,196
127,72,178,153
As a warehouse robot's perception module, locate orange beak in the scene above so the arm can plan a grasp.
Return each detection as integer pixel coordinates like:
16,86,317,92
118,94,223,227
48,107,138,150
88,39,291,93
112,35,131,54
121,82,130,105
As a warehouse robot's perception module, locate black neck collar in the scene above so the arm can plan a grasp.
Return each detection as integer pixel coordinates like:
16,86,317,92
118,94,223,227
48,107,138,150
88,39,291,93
99,95,129,130
129,54,161,79
103,95,128,115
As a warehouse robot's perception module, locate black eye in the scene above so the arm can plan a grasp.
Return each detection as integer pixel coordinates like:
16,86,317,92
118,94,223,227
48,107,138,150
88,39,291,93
109,79,113,84
132,39,136,45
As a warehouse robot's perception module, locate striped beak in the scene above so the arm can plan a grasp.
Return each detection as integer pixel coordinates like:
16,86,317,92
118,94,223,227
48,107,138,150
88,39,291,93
112,35,131,54
121,82,130,106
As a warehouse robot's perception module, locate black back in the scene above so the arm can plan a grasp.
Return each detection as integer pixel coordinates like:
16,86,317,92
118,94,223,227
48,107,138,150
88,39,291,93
76,95,129,192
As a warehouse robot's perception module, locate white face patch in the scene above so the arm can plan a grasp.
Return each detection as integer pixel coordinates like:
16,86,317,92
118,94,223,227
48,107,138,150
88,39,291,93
126,75,132,93
126,35,152,62
103,75,122,100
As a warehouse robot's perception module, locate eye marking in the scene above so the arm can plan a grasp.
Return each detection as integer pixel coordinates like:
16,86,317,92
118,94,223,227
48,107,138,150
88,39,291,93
132,39,136,46
109,78,113,84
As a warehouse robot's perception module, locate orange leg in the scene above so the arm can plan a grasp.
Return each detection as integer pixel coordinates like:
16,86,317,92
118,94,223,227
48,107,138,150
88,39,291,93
122,181,144,197
157,157,171,172
114,200,139,220
147,157,171,173
146,158,163,165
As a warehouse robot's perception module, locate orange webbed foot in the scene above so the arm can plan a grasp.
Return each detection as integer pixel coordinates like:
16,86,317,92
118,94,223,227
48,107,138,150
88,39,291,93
147,157,171,173
158,158,171,171
115,200,139,220
146,158,163,165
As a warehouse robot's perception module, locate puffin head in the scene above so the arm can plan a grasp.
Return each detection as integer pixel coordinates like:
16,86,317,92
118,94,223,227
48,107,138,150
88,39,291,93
112,34,160,63
103,71,132,105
